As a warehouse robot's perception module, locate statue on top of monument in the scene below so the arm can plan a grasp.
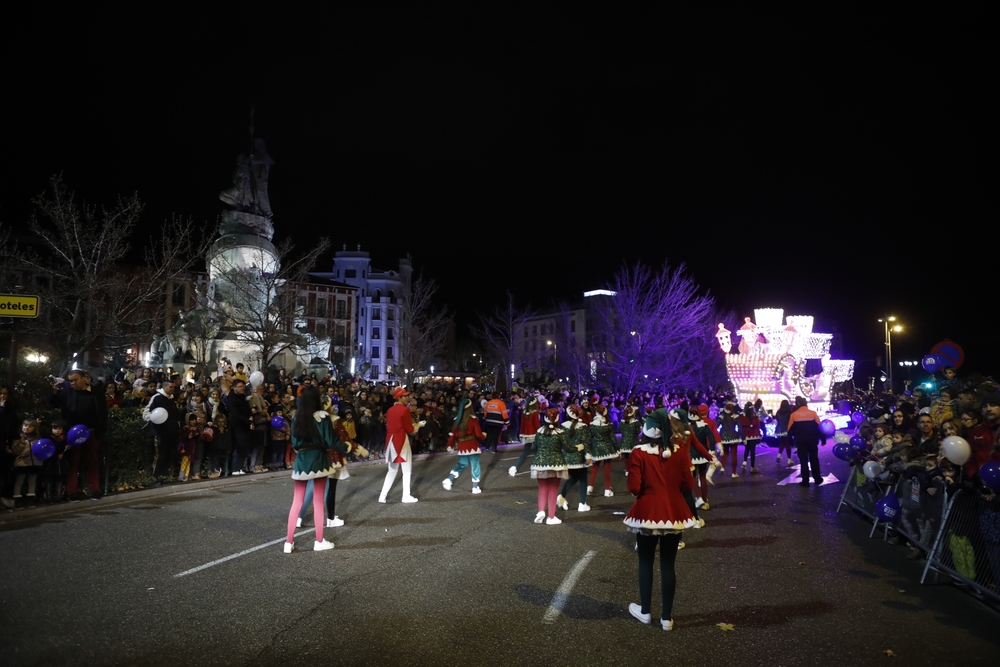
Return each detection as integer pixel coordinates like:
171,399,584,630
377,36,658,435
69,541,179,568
218,137,275,241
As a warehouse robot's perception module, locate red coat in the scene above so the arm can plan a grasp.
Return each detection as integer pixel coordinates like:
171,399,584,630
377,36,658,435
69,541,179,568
739,414,762,440
447,418,485,455
385,403,416,463
624,444,697,532
519,411,541,441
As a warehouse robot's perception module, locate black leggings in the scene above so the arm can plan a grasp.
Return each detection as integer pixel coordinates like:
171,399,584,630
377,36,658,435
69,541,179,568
560,468,588,504
743,438,759,467
636,532,681,620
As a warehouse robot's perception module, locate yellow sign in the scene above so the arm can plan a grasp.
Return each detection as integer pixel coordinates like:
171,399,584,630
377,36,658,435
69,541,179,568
0,294,40,318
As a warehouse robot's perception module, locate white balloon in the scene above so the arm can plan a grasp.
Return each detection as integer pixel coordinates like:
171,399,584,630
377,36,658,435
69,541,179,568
834,432,851,445
863,461,884,479
941,435,971,466
249,371,264,387
149,407,169,425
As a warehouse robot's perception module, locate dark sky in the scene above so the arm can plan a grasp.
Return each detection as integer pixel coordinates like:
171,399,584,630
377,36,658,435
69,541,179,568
3,8,993,382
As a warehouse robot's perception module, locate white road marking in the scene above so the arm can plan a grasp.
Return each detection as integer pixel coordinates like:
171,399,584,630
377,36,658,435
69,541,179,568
542,550,596,624
174,528,316,578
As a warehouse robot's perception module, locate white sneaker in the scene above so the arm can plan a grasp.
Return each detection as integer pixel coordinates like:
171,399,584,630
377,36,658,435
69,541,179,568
534,511,545,524
326,516,344,528
604,489,614,497
313,539,334,551
741,461,747,471
677,540,686,550
695,496,704,508
629,603,651,625
578,503,591,512
587,485,594,496
557,494,569,511
295,517,302,528
401,496,419,503
545,516,562,525
442,478,452,491
378,497,387,504
283,542,294,554
471,487,482,494
508,466,517,477
661,618,674,631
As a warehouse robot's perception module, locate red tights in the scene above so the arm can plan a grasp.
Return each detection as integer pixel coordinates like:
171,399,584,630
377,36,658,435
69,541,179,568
588,460,613,490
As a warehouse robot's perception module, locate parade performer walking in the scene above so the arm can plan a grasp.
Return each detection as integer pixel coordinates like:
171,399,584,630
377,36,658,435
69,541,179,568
774,399,794,468
509,396,541,476
739,402,763,475
587,403,618,497
624,417,698,630
718,401,742,477
688,409,715,510
532,407,570,524
619,405,641,457
557,405,592,512
378,388,425,504
284,386,339,553
443,398,486,494
296,399,368,528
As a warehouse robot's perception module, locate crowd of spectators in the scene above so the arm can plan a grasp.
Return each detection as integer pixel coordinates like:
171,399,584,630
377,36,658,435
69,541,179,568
2,359,998,521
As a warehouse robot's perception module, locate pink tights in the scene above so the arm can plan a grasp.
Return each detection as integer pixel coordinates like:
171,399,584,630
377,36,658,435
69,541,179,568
287,478,327,544
537,478,560,517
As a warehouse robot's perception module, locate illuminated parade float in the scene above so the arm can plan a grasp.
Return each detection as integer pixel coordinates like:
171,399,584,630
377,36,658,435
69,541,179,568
718,308,855,417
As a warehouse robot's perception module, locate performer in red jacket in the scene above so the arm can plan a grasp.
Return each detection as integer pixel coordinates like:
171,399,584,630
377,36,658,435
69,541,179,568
378,388,424,503
443,398,486,493
624,415,699,631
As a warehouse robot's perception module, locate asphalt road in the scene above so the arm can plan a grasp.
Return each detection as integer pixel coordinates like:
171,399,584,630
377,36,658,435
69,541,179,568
1,444,998,667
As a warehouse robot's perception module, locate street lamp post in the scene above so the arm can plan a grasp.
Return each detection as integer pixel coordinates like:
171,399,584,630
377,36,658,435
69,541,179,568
878,317,903,392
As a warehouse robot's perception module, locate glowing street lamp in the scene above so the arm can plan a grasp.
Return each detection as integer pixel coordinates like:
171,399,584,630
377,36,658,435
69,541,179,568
878,317,903,391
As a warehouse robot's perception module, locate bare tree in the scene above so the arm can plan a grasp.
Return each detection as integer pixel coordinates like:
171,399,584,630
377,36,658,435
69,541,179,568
591,261,717,396
0,175,213,371
397,271,450,385
208,236,331,371
470,291,536,389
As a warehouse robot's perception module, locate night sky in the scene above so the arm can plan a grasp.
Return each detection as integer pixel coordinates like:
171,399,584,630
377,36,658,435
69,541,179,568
3,9,993,383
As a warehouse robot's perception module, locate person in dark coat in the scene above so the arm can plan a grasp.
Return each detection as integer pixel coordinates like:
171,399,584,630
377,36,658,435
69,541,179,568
147,379,182,483
48,370,108,499
223,379,253,475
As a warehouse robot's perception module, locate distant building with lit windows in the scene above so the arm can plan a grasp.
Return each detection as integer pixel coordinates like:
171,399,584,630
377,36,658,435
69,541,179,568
311,245,412,382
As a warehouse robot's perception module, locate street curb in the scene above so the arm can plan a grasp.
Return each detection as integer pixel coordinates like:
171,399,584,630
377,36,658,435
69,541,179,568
0,443,525,525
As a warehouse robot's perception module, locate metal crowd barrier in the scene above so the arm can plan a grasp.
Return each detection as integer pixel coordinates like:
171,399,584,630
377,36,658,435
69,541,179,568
838,461,1000,604
922,490,1000,604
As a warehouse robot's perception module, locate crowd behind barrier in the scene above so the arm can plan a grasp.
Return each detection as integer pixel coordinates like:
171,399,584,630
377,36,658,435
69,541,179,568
835,367,1000,605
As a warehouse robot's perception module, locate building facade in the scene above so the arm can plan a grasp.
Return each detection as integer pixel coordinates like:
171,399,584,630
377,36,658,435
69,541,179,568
311,245,412,382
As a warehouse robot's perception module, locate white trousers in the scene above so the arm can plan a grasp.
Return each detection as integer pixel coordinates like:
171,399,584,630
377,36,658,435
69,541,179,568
379,436,413,500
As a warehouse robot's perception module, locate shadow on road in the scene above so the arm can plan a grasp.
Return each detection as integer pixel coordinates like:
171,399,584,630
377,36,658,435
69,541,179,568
512,583,627,621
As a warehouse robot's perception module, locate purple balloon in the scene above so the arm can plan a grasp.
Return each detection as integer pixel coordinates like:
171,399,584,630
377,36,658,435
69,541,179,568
67,424,90,446
980,462,1000,494
833,443,851,461
922,354,942,373
31,438,56,461
851,411,865,425
270,415,287,430
876,493,901,522
819,419,836,437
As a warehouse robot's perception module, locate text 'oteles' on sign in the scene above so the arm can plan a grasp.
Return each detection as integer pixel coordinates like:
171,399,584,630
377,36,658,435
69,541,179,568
0,295,41,318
